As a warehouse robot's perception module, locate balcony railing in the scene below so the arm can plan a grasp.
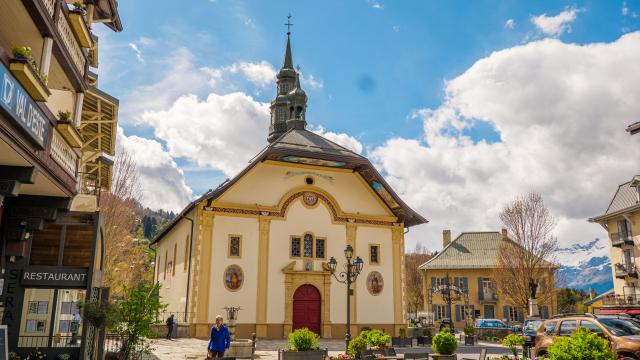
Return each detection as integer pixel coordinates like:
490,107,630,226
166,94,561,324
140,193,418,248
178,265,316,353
42,0,56,17
50,129,78,176
18,335,81,348
611,231,634,247
482,292,498,302
615,263,638,279
55,9,86,75
602,293,640,306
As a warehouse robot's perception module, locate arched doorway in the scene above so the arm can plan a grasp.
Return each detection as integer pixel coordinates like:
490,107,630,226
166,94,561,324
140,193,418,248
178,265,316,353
292,284,321,335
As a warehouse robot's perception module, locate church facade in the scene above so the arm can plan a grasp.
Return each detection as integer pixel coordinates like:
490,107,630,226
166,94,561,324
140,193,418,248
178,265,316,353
151,33,427,339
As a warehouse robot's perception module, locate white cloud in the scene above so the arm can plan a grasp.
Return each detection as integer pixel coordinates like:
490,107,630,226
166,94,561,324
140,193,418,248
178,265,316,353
128,43,144,63
117,128,193,212
623,2,629,16
371,1,383,9
224,61,276,88
531,7,580,36
139,93,271,177
371,32,640,252
301,73,324,89
393,25,400,33
505,19,515,29
312,126,363,154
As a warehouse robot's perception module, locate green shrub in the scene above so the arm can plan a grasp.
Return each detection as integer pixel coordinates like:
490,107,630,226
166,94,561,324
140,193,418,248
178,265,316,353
359,327,372,334
432,328,457,355
502,334,524,357
287,328,320,351
347,334,368,358
463,324,474,336
363,329,391,349
547,328,615,360
399,327,407,338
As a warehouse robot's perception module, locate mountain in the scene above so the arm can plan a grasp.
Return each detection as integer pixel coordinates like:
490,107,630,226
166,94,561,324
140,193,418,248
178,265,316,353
556,238,613,294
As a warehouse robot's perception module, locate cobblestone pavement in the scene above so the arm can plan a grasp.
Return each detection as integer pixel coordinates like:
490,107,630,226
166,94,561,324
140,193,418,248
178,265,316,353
148,338,513,360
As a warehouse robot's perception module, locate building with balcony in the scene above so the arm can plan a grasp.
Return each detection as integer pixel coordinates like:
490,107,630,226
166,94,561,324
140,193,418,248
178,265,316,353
589,175,640,314
0,0,122,358
419,230,556,329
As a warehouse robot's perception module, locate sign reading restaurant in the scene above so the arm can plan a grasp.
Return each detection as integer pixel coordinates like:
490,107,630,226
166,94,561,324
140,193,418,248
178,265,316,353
0,62,49,148
21,267,88,288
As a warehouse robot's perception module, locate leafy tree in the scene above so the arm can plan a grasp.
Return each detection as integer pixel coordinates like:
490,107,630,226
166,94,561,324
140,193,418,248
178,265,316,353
502,334,524,358
547,327,615,360
557,288,588,313
111,281,167,357
405,243,433,317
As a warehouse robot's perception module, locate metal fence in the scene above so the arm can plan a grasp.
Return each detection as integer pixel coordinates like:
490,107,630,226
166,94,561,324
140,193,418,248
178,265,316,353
18,335,81,348
104,334,143,360
602,293,640,306
155,311,194,324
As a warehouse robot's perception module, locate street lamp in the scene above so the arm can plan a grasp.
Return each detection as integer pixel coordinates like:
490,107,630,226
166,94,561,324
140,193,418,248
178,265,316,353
328,244,364,353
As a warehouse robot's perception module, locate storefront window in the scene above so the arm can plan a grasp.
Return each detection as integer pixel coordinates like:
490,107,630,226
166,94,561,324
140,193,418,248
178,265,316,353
19,289,54,347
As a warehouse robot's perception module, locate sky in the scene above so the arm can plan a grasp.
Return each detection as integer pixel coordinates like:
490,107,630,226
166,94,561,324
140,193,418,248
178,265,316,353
95,0,640,253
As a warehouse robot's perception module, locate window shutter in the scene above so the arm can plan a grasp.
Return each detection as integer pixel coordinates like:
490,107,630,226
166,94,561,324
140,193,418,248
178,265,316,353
454,277,460,288
478,277,484,300
431,277,436,289
462,277,469,292
518,309,525,322
503,306,509,321
470,305,475,319
445,306,451,319
542,306,549,319
540,278,547,292
432,304,438,320
455,305,461,321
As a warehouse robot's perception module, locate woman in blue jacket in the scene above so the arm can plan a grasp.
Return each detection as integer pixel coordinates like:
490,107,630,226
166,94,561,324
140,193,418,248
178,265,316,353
208,315,231,358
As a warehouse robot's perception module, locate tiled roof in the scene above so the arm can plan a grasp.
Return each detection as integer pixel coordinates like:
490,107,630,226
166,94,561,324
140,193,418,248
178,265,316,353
271,129,365,160
590,177,640,222
418,232,504,270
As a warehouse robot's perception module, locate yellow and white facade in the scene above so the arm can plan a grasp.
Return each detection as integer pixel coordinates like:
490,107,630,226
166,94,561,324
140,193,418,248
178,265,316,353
151,33,426,339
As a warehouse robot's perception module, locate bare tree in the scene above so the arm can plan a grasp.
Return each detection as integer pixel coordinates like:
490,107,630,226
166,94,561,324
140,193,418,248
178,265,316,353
405,243,433,317
101,151,152,298
494,192,558,312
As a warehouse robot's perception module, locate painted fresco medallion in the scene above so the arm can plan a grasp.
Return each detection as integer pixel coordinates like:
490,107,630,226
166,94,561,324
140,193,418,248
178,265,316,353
223,265,244,291
302,192,318,206
367,271,384,296
371,181,400,209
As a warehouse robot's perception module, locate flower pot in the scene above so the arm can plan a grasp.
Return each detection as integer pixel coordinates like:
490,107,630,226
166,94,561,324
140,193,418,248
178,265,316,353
430,354,457,360
464,335,475,345
68,11,93,48
280,350,325,360
9,59,50,101
56,120,83,147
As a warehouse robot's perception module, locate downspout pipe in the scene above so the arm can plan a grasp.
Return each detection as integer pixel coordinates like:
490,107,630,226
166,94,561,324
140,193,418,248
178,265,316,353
183,215,195,324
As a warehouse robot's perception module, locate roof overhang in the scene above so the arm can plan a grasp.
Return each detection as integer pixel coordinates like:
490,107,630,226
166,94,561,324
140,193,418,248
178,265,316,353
589,204,640,223
90,0,123,32
627,122,640,135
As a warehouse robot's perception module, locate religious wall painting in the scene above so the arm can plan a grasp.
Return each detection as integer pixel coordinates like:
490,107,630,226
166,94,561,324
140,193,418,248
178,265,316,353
228,235,241,258
281,155,347,168
223,265,244,291
371,181,400,209
367,271,384,296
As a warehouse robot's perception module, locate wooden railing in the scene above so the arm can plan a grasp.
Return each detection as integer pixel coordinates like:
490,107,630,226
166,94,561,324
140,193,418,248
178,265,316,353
51,129,78,176
42,0,56,17
55,11,86,75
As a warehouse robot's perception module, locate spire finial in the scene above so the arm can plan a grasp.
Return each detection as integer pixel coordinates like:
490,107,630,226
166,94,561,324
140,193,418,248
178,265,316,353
285,14,293,36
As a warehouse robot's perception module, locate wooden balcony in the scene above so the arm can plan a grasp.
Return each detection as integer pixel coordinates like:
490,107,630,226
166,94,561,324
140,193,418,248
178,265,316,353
611,231,634,247
50,128,79,177
9,59,51,101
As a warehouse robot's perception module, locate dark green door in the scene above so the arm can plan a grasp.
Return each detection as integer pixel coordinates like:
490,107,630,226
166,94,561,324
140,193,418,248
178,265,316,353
484,305,495,318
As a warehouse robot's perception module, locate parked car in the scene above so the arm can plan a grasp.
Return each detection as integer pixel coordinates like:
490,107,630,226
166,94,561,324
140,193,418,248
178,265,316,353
439,318,453,332
534,313,640,359
522,319,544,348
475,319,511,329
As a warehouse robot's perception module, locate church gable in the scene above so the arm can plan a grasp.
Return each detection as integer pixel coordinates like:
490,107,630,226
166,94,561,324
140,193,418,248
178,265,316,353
215,161,396,219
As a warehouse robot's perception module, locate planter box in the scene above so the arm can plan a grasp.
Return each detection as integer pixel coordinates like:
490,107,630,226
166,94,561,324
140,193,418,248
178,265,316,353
9,59,50,101
430,355,457,360
280,350,325,360
68,11,93,48
464,335,475,345
226,339,254,358
56,121,83,147
392,337,412,347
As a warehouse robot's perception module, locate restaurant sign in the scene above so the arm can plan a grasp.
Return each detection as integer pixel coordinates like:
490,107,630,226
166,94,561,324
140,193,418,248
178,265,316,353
0,62,49,148
21,267,88,287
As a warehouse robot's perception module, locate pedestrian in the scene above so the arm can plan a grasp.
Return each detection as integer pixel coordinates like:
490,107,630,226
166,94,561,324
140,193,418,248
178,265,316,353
166,314,175,340
207,315,230,358
70,312,81,345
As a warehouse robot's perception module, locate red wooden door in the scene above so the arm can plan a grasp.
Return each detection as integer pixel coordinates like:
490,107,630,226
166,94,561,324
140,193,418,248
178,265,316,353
292,284,321,335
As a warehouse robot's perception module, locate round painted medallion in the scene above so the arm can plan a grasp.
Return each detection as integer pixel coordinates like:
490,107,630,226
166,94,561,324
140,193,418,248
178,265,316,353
223,265,244,291
302,192,318,206
367,271,384,296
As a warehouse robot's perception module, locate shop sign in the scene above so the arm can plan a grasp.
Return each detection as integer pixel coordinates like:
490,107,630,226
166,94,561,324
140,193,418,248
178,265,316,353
21,267,88,287
0,62,49,148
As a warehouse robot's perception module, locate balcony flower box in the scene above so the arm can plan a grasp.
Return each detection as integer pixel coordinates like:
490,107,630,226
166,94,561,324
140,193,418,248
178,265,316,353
68,11,93,48
56,112,83,148
9,59,50,101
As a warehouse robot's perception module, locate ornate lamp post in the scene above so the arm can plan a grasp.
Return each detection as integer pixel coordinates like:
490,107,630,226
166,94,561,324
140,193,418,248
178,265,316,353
328,244,364,354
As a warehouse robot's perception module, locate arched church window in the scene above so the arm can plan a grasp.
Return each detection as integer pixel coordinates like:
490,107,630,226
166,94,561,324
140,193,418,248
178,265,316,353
303,234,313,257
291,234,326,259
295,106,303,119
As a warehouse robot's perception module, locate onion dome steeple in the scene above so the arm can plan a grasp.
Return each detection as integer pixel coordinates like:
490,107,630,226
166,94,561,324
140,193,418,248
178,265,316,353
268,15,308,143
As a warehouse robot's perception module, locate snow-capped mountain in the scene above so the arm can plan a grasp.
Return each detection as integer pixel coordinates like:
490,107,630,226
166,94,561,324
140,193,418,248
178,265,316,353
556,238,613,294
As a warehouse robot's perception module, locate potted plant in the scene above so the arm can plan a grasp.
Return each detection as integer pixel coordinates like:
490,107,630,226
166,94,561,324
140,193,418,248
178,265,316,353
431,328,458,360
281,328,325,360
71,2,87,15
463,324,475,345
56,110,83,147
8,352,21,360
25,349,46,360
347,333,367,359
502,334,525,359
68,2,93,48
364,329,391,351
9,46,50,101
56,354,70,360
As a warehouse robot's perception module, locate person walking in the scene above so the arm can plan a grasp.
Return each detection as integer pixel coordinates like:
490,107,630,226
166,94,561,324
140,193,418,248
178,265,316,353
70,312,81,345
166,314,175,340
207,315,230,358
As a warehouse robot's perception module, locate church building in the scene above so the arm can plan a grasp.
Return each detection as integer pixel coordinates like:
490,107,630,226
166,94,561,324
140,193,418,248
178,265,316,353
151,32,427,339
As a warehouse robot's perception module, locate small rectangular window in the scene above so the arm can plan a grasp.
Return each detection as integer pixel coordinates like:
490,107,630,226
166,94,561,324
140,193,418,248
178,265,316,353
291,237,301,258
61,301,75,314
369,245,380,264
315,239,325,259
59,320,71,332
29,301,48,314
26,320,37,332
229,235,241,257
303,234,313,258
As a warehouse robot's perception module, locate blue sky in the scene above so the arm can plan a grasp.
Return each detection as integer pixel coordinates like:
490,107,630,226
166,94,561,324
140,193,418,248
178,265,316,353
98,0,640,251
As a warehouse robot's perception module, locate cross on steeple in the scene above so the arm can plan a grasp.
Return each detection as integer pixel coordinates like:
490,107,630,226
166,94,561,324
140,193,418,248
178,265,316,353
285,14,293,35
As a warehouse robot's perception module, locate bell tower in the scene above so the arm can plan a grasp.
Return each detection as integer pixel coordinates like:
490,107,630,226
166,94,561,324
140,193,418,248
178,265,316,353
268,16,308,143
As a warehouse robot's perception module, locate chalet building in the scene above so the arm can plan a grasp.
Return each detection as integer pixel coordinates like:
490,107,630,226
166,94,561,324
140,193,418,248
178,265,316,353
419,230,556,329
0,0,122,358
589,176,640,315
151,32,427,339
